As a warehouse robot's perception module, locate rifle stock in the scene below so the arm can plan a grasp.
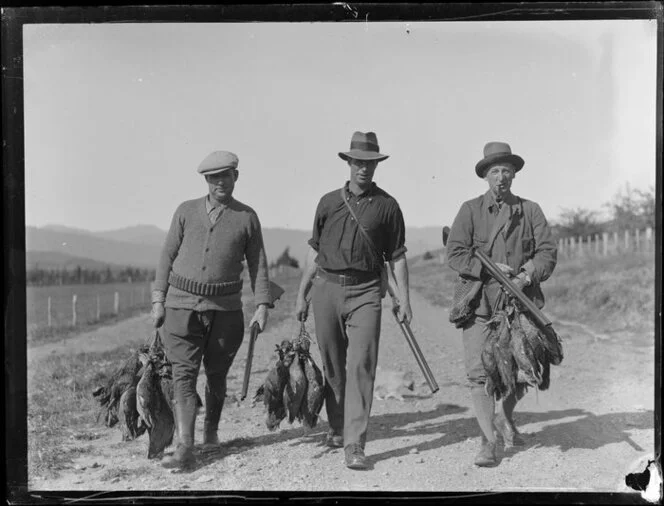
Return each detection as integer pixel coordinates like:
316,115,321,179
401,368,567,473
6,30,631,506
241,322,261,401
385,268,439,394
473,248,552,329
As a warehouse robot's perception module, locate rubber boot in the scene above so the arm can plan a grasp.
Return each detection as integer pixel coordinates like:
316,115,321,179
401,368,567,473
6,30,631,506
203,383,225,446
162,395,197,470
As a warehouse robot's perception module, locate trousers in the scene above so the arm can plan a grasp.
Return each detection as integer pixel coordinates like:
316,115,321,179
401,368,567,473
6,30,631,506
311,274,382,448
461,316,491,387
161,308,245,409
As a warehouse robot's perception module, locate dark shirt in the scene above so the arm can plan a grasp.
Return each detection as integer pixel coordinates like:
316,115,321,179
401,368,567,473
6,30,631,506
446,190,557,315
308,182,407,274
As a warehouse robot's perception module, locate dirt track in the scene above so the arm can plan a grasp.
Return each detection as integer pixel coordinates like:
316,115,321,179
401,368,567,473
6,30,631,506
27,290,655,494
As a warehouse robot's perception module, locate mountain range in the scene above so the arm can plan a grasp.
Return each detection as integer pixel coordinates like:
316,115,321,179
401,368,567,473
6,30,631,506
26,224,447,270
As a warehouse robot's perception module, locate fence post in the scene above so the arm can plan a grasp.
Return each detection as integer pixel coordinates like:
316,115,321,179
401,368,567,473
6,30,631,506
613,231,619,254
114,292,120,315
624,229,630,252
47,296,52,327
72,294,77,327
602,232,609,256
97,294,101,320
594,234,600,255
570,236,576,258
646,227,653,252
558,238,564,258
635,228,641,253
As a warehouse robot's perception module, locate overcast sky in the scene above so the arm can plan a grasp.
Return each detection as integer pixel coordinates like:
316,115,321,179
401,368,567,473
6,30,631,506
23,19,657,233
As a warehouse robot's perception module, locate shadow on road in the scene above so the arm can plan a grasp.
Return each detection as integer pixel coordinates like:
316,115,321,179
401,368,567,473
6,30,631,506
191,406,653,470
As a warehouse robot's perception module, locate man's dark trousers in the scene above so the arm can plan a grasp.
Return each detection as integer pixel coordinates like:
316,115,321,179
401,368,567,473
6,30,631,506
312,275,382,448
161,308,245,442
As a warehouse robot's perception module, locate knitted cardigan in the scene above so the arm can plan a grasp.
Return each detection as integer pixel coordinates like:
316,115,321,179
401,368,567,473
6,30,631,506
154,196,271,311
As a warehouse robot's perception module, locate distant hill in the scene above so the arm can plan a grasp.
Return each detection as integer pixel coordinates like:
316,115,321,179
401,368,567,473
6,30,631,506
26,227,162,269
26,224,447,270
94,225,167,247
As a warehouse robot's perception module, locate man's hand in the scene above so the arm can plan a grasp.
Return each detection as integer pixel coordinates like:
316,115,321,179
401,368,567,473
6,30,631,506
511,271,530,291
295,296,309,322
396,301,413,325
495,263,514,275
151,302,165,328
249,303,269,332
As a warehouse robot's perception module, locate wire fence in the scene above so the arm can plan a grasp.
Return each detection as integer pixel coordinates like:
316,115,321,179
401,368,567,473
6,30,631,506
26,282,153,334
557,227,654,260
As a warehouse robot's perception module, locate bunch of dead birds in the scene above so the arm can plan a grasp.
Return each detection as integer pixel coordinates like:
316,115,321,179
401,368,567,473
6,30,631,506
92,332,201,460
482,299,564,400
255,327,325,431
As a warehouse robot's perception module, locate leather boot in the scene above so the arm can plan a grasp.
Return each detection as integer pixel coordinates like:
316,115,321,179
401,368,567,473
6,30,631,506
162,396,197,470
203,384,225,446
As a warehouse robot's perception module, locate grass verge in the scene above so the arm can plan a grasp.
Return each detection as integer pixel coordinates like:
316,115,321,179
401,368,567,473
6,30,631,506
409,252,655,339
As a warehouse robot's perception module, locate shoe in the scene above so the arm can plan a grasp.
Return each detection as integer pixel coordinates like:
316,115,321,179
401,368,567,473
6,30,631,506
325,430,344,448
162,443,196,470
344,443,368,470
474,437,498,467
494,412,525,448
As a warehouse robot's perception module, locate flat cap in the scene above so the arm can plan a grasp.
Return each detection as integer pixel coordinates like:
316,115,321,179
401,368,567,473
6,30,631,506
197,151,239,175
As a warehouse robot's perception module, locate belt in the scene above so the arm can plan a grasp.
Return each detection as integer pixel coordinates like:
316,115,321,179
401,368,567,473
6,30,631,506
168,272,243,296
317,268,379,286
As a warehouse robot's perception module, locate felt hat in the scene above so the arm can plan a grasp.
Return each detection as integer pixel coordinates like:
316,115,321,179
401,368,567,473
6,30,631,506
475,142,524,178
338,131,389,162
197,151,239,175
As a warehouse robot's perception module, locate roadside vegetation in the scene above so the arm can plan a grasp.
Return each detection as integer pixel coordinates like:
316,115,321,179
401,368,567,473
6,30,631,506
410,250,655,339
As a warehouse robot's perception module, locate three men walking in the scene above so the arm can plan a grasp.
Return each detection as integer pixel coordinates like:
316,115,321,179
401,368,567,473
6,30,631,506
151,137,557,472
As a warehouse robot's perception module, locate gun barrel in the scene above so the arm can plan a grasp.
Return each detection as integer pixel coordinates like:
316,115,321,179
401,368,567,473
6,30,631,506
240,322,261,401
473,248,552,328
392,309,440,393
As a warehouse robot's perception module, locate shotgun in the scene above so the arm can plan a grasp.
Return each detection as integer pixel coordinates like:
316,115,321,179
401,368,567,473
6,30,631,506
473,248,552,328
473,248,563,364
385,266,439,394
240,281,286,401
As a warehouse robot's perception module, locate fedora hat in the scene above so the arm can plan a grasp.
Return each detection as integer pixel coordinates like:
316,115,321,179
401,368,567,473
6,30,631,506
475,142,524,178
338,131,389,162
197,151,239,176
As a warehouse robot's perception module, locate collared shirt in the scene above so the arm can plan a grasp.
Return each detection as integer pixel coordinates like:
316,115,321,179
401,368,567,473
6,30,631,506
308,181,407,274
446,190,557,315
205,195,226,224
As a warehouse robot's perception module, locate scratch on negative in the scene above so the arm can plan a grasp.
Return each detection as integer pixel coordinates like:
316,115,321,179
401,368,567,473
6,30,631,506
332,2,359,19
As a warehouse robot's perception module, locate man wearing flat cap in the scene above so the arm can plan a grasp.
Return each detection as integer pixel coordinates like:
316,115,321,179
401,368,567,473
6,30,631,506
151,150,272,470
446,141,557,467
295,131,412,470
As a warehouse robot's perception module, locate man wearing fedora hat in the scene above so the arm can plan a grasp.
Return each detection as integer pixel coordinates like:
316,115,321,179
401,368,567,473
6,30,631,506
446,141,557,467
151,150,273,470
295,131,412,470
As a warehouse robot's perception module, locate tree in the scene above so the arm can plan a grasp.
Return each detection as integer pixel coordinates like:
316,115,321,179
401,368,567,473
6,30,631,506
555,207,603,238
604,183,655,231
275,247,299,269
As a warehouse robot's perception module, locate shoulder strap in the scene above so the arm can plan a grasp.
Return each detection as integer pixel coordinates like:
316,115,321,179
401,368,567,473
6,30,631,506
340,187,383,267
485,203,510,254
